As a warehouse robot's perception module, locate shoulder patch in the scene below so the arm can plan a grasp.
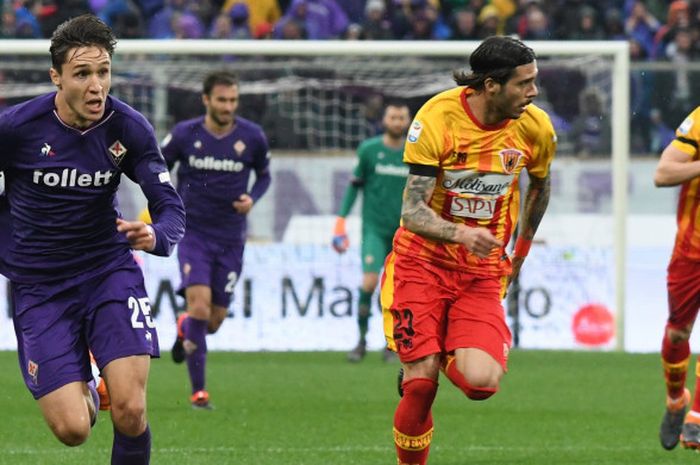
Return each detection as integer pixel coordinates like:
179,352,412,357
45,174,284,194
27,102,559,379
678,117,693,135
407,120,423,143
160,133,173,148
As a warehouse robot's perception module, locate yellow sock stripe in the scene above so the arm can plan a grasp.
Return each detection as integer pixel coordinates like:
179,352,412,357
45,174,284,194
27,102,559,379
662,356,690,375
382,253,397,352
696,359,700,378
393,427,433,451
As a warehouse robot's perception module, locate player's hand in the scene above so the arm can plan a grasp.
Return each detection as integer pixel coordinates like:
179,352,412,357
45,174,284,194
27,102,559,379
117,218,155,252
332,216,349,253
332,234,349,253
457,225,503,259
233,194,253,214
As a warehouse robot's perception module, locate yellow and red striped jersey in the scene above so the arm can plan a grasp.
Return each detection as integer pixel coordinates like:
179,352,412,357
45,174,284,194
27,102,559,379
394,86,557,275
670,106,700,260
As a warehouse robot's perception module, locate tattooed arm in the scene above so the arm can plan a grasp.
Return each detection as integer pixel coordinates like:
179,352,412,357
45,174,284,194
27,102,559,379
401,171,502,258
509,172,551,283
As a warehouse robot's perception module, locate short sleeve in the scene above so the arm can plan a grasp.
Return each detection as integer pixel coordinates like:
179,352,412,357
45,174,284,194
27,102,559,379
403,105,446,168
526,113,557,179
670,106,700,157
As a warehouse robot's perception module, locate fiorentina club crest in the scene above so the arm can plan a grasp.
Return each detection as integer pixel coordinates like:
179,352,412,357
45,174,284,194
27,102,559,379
27,360,39,385
233,140,246,156
108,140,127,165
498,148,523,174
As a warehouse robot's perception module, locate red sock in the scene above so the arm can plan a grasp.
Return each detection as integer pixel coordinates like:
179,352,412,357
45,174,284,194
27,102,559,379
393,378,438,465
661,330,690,400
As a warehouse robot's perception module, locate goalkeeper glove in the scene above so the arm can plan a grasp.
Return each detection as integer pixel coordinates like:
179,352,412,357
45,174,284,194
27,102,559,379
332,217,349,253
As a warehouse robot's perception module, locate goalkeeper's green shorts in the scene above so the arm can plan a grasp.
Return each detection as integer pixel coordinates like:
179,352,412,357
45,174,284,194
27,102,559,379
360,228,394,274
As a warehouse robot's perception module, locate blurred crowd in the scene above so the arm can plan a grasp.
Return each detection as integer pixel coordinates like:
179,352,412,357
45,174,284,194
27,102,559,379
2,0,700,156
1,0,699,59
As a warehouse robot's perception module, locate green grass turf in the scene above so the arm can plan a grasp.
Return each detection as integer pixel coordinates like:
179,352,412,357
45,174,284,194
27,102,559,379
0,350,696,465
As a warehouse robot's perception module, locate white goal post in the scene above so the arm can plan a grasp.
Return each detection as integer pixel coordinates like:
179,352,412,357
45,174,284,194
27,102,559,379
0,39,630,350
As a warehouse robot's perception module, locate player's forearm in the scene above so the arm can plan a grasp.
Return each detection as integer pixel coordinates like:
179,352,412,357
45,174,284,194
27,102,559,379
249,169,271,203
143,187,186,256
654,160,700,187
337,182,360,217
401,174,461,243
517,173,551,241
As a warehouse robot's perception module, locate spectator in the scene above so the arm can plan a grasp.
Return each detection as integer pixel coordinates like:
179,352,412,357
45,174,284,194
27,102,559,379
344,22,363,39
521,4,551,40
625,0,661,57
569,5,605,40
1,5,16,38
449,7,478,40
148,0,204,38
603,7,626,40
476,4,500,37
656,27,699,126
629,37,655,154
276,16,306,38
221,0,282,32
112,8,144,37
653,0,691,58
209,12,234,37
276,0,349,39
227,3,253,38
14,0,42,37
570,87,612,157
361,0,394,40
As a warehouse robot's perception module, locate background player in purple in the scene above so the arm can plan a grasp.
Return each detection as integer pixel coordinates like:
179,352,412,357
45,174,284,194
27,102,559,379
161,71,271,409
0,15,185,465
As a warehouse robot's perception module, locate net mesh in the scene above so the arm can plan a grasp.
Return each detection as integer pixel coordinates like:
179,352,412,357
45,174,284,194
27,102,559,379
0,53,614,154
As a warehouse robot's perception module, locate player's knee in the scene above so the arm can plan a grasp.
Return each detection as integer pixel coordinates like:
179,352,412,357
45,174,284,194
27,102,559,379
50,419,90,447
111,398,146,436
188,302,210,318
457,370,501,401
462,382,498,400
207,318,224,334
667,325,692,344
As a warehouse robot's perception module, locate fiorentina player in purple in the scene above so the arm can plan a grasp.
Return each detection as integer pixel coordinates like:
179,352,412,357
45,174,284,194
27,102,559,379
162,70,271,409
0,15,185,464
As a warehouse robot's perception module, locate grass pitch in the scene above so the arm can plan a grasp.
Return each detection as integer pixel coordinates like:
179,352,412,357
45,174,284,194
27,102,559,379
0,350,695,465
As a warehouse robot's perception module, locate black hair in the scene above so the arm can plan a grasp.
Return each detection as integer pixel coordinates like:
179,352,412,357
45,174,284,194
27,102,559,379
453,36,536,90
203,71,239,96
384,98,410,112
50,14,116,73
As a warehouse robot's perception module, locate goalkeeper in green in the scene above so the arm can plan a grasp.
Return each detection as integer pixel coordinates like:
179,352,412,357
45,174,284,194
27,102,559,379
332,101,412,362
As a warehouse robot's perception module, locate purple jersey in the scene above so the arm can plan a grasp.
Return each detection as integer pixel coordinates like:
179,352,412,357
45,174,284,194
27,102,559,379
0,192,8,278
161,115,271,243
0,93,185,284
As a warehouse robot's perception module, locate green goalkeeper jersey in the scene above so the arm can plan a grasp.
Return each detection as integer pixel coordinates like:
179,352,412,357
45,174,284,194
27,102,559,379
345,136,408,236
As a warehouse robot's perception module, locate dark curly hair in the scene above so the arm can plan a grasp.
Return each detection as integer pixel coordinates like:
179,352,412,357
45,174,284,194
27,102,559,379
203,71,239,96
453,36,536,90
50,14,117,73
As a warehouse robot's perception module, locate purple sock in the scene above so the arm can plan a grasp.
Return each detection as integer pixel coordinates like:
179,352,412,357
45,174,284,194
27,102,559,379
183,316,208,394
87,379,99,426
111,425,151,465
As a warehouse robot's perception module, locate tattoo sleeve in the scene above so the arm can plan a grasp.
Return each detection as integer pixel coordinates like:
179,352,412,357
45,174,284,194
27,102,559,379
401,173,461,243
518,172,551,241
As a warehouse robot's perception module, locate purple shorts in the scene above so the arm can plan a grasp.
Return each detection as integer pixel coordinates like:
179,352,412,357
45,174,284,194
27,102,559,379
177,229,244,308
12,259,159,399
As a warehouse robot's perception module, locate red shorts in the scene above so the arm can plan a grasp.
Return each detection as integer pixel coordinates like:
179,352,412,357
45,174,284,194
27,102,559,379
667,255,700,329
380,252,512,370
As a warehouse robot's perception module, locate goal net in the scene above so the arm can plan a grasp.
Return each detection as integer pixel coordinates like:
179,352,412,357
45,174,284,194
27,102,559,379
0,40,629,352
